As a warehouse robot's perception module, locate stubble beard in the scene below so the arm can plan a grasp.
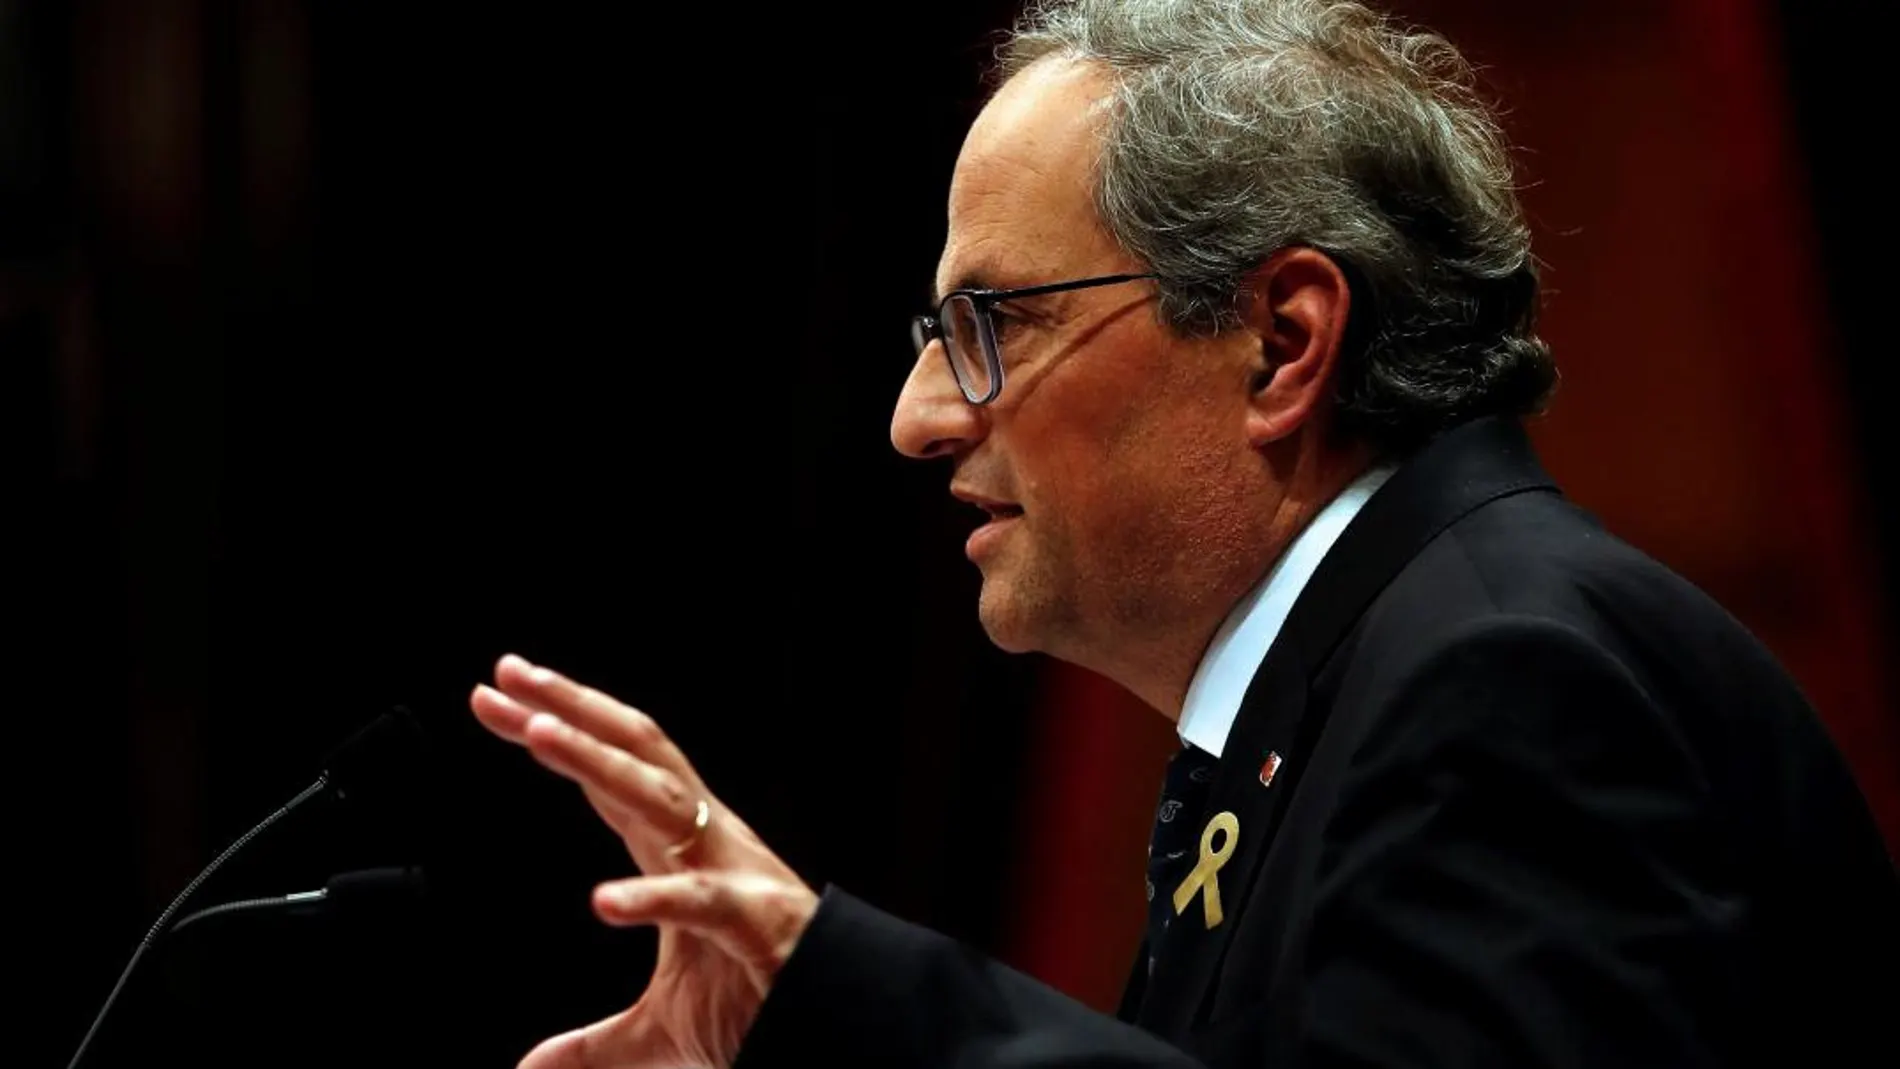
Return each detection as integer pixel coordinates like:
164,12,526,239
975,495,1245,681
974,516,1085,656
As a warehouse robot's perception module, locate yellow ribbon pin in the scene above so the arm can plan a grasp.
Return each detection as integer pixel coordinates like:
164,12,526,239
1172,810,1239,930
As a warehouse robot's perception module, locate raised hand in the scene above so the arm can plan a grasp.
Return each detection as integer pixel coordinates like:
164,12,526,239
470,654,819,1068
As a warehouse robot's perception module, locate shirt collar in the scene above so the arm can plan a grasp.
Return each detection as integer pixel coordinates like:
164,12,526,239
1177,464,1397,757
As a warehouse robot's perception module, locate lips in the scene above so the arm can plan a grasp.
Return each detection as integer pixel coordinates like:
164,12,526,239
965,497,1026,565
950,485,1023,560
964,509,1020,561
949,485,1022,517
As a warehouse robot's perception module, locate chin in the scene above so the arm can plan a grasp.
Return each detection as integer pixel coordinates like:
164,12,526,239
975,581,1043,654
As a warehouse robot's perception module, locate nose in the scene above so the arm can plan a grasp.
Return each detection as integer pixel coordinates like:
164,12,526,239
891,341,986,459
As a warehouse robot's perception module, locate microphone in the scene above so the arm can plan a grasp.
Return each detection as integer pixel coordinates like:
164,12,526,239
324,704,428,810
168,866,429,937
65,708,429,1069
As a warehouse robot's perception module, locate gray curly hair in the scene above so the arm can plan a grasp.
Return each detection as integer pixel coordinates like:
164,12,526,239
997,0,1556,455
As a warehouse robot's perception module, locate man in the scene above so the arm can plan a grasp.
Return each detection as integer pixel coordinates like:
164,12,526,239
467,1,1900,1066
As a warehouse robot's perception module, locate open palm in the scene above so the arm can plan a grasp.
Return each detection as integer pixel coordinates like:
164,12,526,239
470,654,819,1069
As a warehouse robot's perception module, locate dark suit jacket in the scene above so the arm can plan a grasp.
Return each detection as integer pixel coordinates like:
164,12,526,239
736,417,1900,1067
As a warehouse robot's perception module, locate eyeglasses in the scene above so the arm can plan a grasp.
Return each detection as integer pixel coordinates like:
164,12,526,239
909,272,1157,405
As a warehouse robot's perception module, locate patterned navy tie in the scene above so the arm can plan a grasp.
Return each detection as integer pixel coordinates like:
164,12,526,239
1145,742,1219,971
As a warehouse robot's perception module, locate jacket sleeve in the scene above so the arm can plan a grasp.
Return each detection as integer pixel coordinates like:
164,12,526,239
734,885,1203,1068
1297,615,1736,1068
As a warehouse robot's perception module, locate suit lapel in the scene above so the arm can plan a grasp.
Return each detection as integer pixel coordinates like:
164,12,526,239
1129,417,1560,1036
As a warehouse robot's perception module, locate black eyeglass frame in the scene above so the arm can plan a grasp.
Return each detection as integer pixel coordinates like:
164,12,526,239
910,272,1158,406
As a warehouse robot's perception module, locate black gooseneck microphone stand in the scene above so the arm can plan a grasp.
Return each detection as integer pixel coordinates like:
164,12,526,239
64,708,427,1069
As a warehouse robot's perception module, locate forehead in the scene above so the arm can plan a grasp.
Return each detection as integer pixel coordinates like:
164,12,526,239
937,57,1127,298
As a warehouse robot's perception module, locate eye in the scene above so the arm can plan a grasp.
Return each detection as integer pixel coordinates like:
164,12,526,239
989,303,1037,344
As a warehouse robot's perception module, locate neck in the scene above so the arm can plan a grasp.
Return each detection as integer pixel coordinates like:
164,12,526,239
1091,439,1374,720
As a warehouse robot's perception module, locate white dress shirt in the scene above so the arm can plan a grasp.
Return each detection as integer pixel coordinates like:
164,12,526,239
1176,464,1398,757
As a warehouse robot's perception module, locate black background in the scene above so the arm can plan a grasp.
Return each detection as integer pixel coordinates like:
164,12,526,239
7,2,1890,1066
14,4,1027,1064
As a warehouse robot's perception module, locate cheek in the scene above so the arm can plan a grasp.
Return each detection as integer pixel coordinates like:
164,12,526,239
1002,329,1250,554
1004,400,1120,523
1018,400,1236,554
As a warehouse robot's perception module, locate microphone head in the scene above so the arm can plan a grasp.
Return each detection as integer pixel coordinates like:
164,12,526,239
322,865,428,908
322,705,429,807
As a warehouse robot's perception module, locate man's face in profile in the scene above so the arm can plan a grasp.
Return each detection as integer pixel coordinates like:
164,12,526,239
891,57,1273,672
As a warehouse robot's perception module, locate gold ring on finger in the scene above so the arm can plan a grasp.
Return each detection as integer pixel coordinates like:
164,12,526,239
666,798,712,860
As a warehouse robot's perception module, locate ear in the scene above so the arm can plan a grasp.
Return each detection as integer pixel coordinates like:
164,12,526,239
1238,246,1352,448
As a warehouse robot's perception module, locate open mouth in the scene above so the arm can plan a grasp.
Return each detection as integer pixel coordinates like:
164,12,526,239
980,504,1025,522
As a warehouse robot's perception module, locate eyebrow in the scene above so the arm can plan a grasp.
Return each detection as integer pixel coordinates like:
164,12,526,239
930,267,1062,307
929,272,990,307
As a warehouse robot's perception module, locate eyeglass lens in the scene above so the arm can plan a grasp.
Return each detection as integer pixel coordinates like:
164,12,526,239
940,293,994,402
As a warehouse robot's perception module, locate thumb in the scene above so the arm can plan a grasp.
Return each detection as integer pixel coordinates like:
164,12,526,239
592,871,816,991
517,1004,680,1069
593,872,747,935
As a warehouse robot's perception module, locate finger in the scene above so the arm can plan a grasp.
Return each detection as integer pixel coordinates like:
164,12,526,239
522,712,702,851
591,872,811,981
592,871,746,934
494,654,702,789
469,683,541,744
475,688,652,840
516,1005,675,1069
